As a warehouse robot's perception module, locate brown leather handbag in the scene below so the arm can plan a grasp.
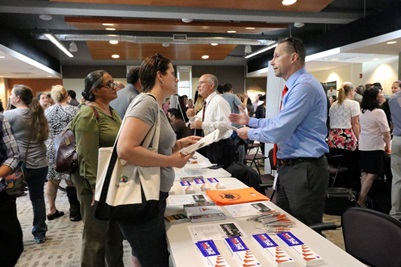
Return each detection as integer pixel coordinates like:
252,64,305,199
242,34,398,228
54,105,100,173
54,128,78,173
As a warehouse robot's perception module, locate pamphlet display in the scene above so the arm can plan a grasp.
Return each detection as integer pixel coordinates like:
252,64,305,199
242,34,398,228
277,232,324,266
225,236,262,266
195,240,231,267
252,233,295,267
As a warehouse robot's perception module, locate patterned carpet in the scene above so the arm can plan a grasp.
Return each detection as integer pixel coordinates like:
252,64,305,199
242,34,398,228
14,186,344,267
15,189,133,267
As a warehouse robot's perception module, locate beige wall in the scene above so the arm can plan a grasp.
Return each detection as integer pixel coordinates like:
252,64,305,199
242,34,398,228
311,57,398,95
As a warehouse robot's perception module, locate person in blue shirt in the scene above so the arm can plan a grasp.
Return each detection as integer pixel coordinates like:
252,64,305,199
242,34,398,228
230,37,329,226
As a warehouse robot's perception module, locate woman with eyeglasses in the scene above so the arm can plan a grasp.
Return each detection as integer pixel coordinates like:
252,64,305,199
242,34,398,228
116,54,199,267
70,70,124,267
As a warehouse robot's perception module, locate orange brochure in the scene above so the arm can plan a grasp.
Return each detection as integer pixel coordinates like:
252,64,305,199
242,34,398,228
206,187,269,206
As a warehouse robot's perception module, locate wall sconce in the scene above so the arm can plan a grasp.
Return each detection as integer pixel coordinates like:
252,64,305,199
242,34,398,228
244,45,252,54
69,41,78,52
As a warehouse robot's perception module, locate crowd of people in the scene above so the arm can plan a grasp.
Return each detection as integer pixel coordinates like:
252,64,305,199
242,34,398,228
1,37,401,267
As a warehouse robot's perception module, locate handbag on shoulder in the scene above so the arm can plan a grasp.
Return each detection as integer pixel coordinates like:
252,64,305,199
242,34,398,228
94,94,161,223
1,124,33,196
54,128,78,173
54,106,99,173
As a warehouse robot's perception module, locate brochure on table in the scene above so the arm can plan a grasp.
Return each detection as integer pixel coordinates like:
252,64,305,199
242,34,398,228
188,222,247,242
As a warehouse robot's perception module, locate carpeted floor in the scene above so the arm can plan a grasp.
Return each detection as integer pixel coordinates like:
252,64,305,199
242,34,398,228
15,189,133,267
14,186,344,267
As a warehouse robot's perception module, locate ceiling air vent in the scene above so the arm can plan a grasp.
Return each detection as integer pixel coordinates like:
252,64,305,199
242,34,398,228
173,34,187,41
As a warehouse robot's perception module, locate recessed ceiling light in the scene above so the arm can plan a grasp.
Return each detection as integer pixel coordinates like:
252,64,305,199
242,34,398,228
282,0,297,5
109,40,119,45
210,43,218,46
102,23,114,26
202,55,209,59
105,28,116,31
245,27,255,30
39,15,52,21
0,56,5,59
47,75,53,77
387,41,397,44
112,54,120,59
227,30,236,33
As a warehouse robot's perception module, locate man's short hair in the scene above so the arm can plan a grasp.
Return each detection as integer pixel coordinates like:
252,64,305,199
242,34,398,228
67,89,76,99
223,83,233,93
278,37,306,64
127,67,140,85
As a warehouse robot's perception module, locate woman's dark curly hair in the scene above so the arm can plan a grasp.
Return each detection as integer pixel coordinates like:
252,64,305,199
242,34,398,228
82,70,107,101
139,54,171,92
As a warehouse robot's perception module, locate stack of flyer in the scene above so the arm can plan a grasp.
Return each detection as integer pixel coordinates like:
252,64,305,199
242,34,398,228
225,236,262,266
184,202,226,223
276,232,324,266
252,233,295,267
195,240,231,267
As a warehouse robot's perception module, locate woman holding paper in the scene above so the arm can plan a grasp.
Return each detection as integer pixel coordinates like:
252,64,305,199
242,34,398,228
116,54,200,267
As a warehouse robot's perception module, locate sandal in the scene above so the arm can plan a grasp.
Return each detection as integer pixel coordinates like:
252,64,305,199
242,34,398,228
47,210,65,220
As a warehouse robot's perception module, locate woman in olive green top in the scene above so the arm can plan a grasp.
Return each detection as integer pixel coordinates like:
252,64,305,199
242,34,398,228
70,70,124,267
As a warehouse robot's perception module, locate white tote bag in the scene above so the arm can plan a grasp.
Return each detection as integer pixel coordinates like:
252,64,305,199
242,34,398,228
94,94,161,221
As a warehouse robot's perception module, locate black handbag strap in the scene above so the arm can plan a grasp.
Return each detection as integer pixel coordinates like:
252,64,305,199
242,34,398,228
98,94,160,204
98,146,119,203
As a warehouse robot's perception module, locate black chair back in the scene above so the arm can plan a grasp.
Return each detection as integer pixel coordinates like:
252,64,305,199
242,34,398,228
342,207,401,267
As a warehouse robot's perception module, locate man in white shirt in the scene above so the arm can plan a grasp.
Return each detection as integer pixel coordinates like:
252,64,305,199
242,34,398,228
327,87,337,99
186,74,235,168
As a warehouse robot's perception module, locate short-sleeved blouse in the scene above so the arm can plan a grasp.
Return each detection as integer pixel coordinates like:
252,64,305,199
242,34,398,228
126,94,176,192
329,99,360,129
359,108,390,151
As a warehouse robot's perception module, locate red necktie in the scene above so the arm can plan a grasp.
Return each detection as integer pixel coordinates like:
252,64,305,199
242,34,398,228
273,86,288,167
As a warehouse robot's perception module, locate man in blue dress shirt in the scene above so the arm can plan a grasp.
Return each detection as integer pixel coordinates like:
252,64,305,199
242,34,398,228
230,37,329,226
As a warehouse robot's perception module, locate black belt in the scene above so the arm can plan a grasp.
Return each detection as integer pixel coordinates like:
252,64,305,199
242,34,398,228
278,155,324,166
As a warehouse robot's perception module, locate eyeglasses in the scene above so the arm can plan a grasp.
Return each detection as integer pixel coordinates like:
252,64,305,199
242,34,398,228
101,81,117,89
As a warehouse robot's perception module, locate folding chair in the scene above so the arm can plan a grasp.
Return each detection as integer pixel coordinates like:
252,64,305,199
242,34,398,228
328,153,349,187
244,143,266,174
259,148,277,200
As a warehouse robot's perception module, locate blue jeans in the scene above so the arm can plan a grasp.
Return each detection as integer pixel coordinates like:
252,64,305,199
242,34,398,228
24,166,48,239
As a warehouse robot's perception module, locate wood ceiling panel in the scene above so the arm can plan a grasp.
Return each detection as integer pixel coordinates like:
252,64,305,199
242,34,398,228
51,0,333,12
65,17,287,34
87,42,236,61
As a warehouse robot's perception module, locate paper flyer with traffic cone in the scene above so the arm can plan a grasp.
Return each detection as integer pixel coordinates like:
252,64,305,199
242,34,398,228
225,236,262,266
252,233,295,267
195,240,231,267
276,232,324,266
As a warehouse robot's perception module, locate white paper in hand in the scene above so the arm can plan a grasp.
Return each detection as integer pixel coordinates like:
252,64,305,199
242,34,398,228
180,129,221,155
